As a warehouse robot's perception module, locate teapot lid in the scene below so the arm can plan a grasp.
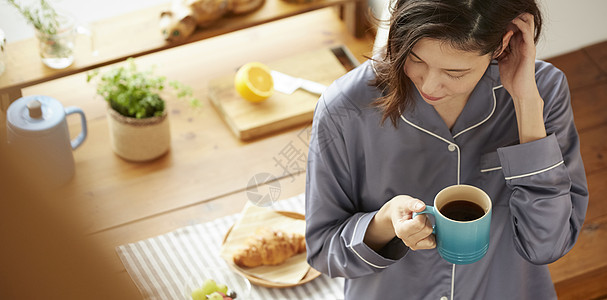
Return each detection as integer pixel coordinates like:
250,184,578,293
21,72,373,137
7,95,66,135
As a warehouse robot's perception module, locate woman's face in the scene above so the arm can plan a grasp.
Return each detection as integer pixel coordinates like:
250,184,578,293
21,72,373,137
404,38,493,107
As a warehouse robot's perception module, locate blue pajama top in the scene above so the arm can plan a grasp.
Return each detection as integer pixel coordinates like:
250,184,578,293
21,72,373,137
305,59,589,300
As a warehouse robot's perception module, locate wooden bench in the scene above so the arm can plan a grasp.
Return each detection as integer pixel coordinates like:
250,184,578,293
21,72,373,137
0,0,369,145
0,0,368,105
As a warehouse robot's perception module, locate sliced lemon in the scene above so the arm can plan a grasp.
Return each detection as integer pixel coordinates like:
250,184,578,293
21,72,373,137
234,62,274,102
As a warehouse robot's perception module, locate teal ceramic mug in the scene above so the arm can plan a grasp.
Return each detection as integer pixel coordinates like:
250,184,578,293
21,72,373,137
414,184,492,265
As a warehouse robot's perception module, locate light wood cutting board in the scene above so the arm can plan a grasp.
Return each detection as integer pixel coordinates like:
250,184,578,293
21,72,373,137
208,47,353,141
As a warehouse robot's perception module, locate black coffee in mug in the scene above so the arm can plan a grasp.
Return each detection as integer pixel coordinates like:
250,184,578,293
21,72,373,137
439,200,485,221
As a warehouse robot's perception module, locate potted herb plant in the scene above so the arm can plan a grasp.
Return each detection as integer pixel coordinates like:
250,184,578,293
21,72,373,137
87,58,199,162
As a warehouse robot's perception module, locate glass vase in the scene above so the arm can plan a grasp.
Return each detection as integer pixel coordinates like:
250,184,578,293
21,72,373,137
35,14,76,69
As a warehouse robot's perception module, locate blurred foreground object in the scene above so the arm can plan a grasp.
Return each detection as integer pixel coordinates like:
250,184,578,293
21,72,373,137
0,143,141,300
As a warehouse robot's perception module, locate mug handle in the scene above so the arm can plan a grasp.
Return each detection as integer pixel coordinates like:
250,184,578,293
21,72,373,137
412,205,436,234
65,106,87,150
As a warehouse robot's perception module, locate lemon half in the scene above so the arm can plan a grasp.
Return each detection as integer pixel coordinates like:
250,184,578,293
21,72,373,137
234,62,274,103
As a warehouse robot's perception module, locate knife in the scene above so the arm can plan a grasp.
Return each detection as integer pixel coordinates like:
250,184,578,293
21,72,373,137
270,70,327,95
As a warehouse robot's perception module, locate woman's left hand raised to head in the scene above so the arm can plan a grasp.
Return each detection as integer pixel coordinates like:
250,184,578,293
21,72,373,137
497,13,547,143
498,13,540,101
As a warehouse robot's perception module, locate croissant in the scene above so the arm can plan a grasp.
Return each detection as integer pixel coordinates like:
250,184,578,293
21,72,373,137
233,228,306,268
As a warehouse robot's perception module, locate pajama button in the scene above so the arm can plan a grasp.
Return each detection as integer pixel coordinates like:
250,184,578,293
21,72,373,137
440,297,448,300
447,144,456,152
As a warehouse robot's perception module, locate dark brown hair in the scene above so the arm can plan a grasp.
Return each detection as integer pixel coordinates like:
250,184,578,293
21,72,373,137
372,0,543,127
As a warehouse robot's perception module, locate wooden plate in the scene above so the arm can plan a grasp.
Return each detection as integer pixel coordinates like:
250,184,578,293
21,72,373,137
222,211,322,288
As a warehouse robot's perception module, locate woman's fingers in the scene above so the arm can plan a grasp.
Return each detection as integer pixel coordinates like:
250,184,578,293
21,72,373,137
511,13,535,44
395,214,435,250
388,195,434,250
498,13,539,101
413,234,436,250
389,195,425,222
511,19,532,38
518,12,534,24
505,13,536,63
408,217,435,250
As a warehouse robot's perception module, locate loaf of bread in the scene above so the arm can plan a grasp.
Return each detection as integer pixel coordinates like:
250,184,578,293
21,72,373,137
233,228,306,268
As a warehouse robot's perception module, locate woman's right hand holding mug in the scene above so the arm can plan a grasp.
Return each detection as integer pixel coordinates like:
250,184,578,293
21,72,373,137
365,195,436,251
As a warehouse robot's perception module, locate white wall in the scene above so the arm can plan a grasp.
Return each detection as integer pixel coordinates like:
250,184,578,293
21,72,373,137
1,0,606,58
0,0,168,42
537,0,607,59
370,0,607,59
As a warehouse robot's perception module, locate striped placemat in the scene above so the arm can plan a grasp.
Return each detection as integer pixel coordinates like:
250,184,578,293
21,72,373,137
116,194,344,300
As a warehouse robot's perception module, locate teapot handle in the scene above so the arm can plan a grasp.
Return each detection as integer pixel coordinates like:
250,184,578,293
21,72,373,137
65,106,87,150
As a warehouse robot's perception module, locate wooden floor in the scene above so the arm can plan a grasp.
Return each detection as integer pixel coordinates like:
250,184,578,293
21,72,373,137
545,41,607,300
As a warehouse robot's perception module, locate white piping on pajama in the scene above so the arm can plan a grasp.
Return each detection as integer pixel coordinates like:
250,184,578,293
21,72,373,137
399,116,462,185
350,215,389,269
452,85,502,138
505,160,564,180
451,263,456,300
480,166,503,173
397,116,462,300
399,85,503,300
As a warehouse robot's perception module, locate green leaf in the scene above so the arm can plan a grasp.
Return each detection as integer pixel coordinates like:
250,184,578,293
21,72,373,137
7,0,59,34
86,58,199,118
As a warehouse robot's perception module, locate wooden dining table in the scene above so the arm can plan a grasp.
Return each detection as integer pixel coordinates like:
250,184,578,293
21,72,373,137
0,8,373,299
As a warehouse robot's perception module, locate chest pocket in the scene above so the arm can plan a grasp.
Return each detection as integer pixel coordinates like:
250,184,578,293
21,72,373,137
479,151,511,207
480,151,502,174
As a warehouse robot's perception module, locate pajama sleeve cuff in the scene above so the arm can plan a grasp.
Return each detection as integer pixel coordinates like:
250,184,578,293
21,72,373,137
497,133,564,180
345,211,407,269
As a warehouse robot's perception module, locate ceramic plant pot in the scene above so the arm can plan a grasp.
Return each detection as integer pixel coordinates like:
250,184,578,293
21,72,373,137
106,108,170,162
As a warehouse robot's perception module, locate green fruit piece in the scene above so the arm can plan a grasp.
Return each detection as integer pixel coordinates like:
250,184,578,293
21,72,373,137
208,292,223,300
190,288,206,300
201,279,218,295
217,284,228,294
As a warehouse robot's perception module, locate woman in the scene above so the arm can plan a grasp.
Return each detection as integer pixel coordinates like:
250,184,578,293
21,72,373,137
304,0,589,299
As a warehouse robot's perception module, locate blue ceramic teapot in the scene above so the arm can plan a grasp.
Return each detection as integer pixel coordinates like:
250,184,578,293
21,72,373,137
6,95,87,186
